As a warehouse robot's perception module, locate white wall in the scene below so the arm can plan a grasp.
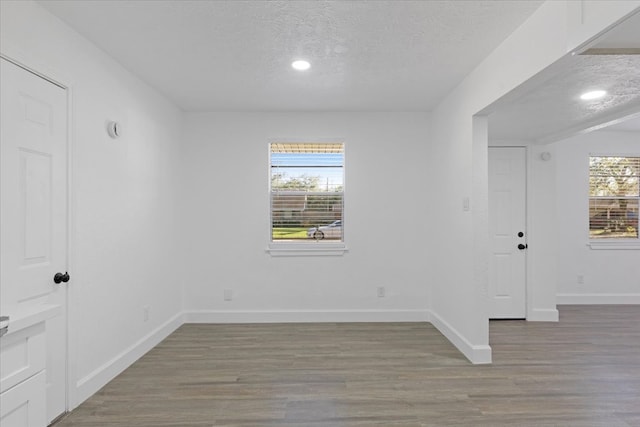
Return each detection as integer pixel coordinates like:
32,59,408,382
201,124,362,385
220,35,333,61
429,1,569,364
429,0,639,363
181,112,432,321
2,1,638,414
555,130,640,304
1,0,184,407
527,144,561,320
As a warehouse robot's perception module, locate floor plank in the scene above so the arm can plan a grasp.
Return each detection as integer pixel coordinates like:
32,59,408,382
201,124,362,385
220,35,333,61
56,305,640,426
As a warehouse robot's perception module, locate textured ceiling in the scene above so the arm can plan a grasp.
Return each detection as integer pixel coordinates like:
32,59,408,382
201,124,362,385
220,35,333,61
38,0,543,112
488,55,640,142
488,11,640,142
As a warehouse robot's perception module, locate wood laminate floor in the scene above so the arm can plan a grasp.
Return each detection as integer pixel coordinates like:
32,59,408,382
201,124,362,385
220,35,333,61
56,305,640,426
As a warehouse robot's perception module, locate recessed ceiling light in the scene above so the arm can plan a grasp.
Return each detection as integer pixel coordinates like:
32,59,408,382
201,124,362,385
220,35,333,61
292,60,311,71
580,90,607,100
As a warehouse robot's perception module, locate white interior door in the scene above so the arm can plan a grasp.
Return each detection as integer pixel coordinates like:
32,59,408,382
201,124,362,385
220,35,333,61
488,147,527,319
1,57,68,424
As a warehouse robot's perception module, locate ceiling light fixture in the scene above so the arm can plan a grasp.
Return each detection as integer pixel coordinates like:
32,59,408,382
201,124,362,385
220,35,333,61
291,60,311,71
580,90,607,100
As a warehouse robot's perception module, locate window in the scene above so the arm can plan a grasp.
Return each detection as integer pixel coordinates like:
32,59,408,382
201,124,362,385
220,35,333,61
270,142,344,246
589,156,639,240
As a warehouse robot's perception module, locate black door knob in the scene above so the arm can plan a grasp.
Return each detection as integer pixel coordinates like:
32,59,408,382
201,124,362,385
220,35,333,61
517,243,528,250
54,272,70,284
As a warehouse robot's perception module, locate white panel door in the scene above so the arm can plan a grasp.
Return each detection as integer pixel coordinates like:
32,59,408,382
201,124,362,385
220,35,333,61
488,147,527,319
1,57,68,423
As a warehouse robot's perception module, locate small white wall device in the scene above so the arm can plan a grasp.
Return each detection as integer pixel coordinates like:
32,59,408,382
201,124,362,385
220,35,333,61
107,121,122,139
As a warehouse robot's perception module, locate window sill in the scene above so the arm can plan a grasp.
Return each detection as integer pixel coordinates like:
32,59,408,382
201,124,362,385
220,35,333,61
588,241,640,250
267,242,348,257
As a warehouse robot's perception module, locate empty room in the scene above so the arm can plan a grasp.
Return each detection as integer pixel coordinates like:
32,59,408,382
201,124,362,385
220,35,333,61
1,1,639,426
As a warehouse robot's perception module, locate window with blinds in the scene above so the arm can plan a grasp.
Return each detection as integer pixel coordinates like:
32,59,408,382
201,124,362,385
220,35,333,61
589,156,639,239
270,142,344,242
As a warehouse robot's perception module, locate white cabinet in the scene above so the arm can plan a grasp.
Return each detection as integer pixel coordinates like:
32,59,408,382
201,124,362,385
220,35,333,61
0,305,59,427
0,372,46,427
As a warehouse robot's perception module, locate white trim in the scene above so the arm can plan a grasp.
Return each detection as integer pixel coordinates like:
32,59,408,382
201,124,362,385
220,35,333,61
429,311,492,364
266,244,348,257
525,144,535,320
184,309,429,324
72,312,183,409
61,60,76,419
488,140,532,148
527,308,559,321
557,293,640,305
589,151,640,158
587,241,640,250
0,42,73,89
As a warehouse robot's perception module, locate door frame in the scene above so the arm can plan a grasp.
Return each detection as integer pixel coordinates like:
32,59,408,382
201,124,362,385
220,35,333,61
1,44,77,414
488,142,533,320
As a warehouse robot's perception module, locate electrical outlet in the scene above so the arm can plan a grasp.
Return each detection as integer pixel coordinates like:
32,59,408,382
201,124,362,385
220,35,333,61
377,286,385,298
577,275,584,284
143,305,150,322
224,289,233,301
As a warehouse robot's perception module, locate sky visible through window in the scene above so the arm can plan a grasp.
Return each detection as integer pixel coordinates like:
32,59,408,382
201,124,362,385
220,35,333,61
271,152,343,191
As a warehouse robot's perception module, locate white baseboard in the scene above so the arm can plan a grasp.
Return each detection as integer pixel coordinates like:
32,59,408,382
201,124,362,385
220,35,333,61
184,309,430,324
557,293,640,305
527,308,559,321
72,312,183,409
429,311,492,364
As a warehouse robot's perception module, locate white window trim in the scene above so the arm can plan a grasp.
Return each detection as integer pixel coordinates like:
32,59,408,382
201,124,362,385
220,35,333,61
267,138,348,257
588,153,640,250
266,242,348,257
588,241,640,250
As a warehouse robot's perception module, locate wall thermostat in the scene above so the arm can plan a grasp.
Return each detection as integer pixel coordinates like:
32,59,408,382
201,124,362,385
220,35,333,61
107,121,121,139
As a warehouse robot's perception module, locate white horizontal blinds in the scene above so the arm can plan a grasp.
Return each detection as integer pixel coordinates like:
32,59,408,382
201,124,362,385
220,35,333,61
589,156,639,239
271,143,344,242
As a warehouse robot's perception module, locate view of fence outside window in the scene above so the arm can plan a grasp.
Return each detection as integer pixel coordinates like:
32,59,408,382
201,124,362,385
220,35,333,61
589,156,639,239
270,142,344,242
